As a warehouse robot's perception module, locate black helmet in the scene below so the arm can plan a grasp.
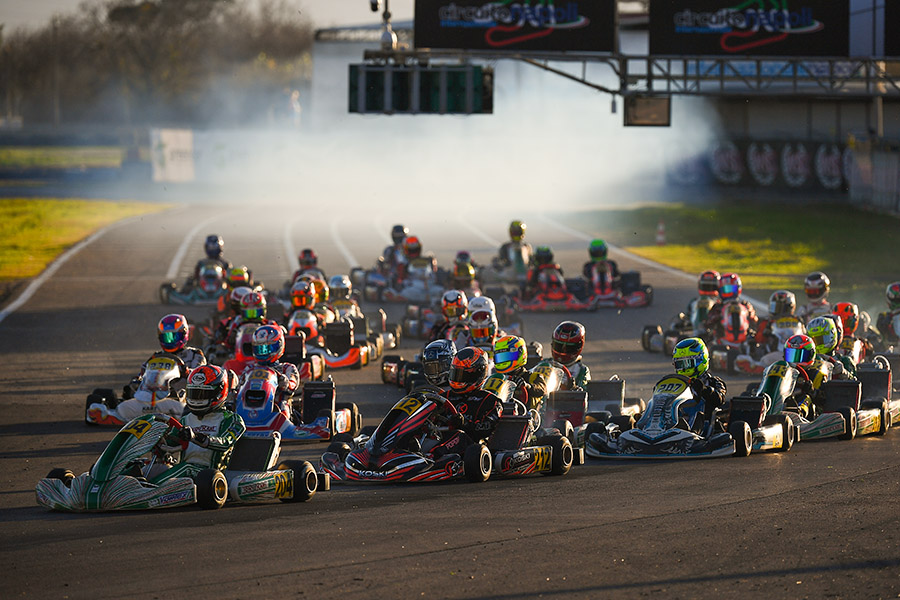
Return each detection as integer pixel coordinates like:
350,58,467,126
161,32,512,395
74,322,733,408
535,246,554,266
391,224,409,245
422,339,457,386
204,234,224,259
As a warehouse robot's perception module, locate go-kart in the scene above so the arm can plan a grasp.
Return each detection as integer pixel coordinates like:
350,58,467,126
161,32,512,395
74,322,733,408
542,377,645,448
708,301,756,374
642,296,717,354
734,315,805,375
159,260,228,305
36,414,323,512
584,374,741,459
353,257,448,305
581,263,653,308
235,369,361,443
320,389,575,483
85,353,186,426
477,244,531,286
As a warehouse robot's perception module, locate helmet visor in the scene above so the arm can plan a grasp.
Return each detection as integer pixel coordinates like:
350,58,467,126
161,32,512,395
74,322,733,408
245,308,263,319
494,350,521,366
470,327,493,340
423,360,446,377
673,355,702,373
254,342,279,358
187,385,219,402
159,331,183,345
719,283,740,298
449,365,483,388
784,346,813,365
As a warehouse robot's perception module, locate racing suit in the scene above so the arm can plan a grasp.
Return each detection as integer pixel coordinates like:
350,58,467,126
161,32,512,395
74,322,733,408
559,358,591,390
124,347,207,400
679,372,727,431
875,309,900,349
494,366,548,412
524,263,565,300
188,257,231,289
223,317,280,351
704,298,759,342
582,260,620,295
431,389,504,458
798,299,832,323
151,408,246,483
495,241,533,270
238,360,300,413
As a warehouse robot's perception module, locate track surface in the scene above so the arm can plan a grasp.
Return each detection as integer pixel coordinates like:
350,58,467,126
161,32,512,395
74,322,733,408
1,203,898,599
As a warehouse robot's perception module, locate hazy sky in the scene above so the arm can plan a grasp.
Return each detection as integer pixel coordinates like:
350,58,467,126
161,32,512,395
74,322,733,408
1,0,415,31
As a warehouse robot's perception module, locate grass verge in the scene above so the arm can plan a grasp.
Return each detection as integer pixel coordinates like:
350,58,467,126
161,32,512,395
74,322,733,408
0,147,127,169
562,200,897,314
0,198,169,281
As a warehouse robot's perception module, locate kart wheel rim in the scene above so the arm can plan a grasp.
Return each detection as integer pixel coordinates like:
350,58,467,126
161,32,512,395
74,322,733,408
214,477,227,502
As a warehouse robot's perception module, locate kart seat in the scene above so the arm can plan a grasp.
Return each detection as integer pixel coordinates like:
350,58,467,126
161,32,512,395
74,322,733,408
586,379,625,414
228,433,279,471
818,380,861,413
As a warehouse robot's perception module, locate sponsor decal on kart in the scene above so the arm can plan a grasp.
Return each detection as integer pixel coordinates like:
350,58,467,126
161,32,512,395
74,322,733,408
394,396,425,416
121,419,154,440
152,490,193,506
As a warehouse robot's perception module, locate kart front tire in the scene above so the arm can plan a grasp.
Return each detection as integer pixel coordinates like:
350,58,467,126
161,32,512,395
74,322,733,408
548,434,574,476
838,407,857,440
326,442,352,462
46,468,76,488
551,419,576,446
774,414,794,452
196,469,228,509
464,444,492,483
729,421,752,457
277,460,317,503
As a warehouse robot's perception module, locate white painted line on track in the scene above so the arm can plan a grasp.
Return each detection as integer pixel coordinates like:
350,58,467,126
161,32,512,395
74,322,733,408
165,215,223,279
0,214,148,326
330,219,358,269
537,212,767,310
456,216,503,248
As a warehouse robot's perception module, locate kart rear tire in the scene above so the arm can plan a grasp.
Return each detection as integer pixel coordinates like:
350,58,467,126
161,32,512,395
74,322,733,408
464,444,492,483
641,325,662,352
548,435,574,476
196,469,228,509
729,421,752,457
874,398,890,436
584,421,606,439
774,414,794,452
335,402,362,437
326,441,352,461
551,419,576,446
46,468,76,487
838,407,857,440
277,460,318,503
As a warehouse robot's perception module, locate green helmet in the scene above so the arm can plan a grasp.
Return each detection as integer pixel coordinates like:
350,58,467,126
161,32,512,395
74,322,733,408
672,337,709,378
589,239,608,262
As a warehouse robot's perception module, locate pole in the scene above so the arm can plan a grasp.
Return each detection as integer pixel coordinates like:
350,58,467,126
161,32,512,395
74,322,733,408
52,15,60,127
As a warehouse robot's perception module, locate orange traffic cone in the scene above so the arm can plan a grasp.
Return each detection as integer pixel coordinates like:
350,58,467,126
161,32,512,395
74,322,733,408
656,220,666,246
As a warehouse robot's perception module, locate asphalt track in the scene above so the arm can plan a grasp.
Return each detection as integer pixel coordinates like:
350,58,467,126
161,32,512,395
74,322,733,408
1,202,898,599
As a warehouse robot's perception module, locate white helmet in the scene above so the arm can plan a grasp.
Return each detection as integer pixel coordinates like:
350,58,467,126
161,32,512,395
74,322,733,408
468,295,495,314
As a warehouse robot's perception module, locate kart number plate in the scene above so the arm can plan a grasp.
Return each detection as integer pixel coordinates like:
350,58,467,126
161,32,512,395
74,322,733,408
274,471,293,499
148,358,177,370
122,419,153,439
654,377,687,395
483,376,507,395
394,396,424,416
768,363,788,378
534,447,551,471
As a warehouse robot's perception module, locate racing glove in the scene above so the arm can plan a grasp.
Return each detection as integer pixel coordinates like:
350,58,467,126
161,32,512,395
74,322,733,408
178,427,210,447
448,414,467,430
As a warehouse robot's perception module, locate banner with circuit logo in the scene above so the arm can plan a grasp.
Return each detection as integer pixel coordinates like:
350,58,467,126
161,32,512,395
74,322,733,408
649,0,849,56
414,0,617,52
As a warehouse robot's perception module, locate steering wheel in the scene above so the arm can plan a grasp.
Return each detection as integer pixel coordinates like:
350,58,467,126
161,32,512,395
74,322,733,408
151,415,186,458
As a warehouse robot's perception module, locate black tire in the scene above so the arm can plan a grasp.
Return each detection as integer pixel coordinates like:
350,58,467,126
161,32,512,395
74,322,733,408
551,419,576,446
326,441,352,461
335,403,362,437
610,415,635,432
464,444,492,483
159,282,176,304
548,435,574,476
641,325,661,352
584,421,606,438
729,421,752,457
774,414,794,452
195,469,228,509
46,468,76,487
838,407,857,440
877,399,890,436
360,425,378,437
277,460,318,503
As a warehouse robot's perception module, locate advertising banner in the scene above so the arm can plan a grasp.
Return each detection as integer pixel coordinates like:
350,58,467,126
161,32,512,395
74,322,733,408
649,0,850,56
414,0,617,52
150,129,194,183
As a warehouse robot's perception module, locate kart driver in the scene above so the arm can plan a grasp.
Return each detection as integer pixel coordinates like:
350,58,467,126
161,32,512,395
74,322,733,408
492,335,547,411
550,321,591,389
874,281,900,350
523,246,565,300
494,220,533,271
292,248,327,282
380,224,409,285
672,337,727,431
189,234,231,288
238,325,300,414
224,291,280,351
151,364,246,483
581,239,621,296
798,271,832,323
420,339,457,394
429,290,469,343
124,313,207,400
703,272,758,341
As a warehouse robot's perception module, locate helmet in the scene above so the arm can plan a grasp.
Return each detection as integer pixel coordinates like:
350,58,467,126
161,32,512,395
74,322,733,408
822,313,844,349
806,316,838,355
534,246,554,266
698,270,721,297
832,302,859,335
441,290,468,321
204,234,224,259
185,365,229,416
290,280,316,310
310,278,329,304
241,291,267,321
768,290,797,318
784,334,816,367
551,321,585,365
228,286,252,313
672,337,710,378
298,248,317,268
468,295,496,315
588,239,608,262
448,346,490,394
391,224,409,245
403,236,422,259
509,220,526,242
804,271,830,301
227,265,250,288
887,282,900,310
455,250,472,265
234,325,257,361
158,313,189,352
328,275,352,300
251,325,285,364
493,335,528,374
452,262,475,287
718,273,742,301
422,339,457,386
468,309,498,346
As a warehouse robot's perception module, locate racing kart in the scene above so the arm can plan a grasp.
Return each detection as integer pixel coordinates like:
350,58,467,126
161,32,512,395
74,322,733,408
85,353,186,426
235,369,362,443
159,260,228,305
641,296,717,354
36,414,323,512
584,374,742,459
286,307,397,370
477,244,530,286
708,301,756,374
319,389,575,483
734,315,805,375
581,263,653,309
352,259,448,305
